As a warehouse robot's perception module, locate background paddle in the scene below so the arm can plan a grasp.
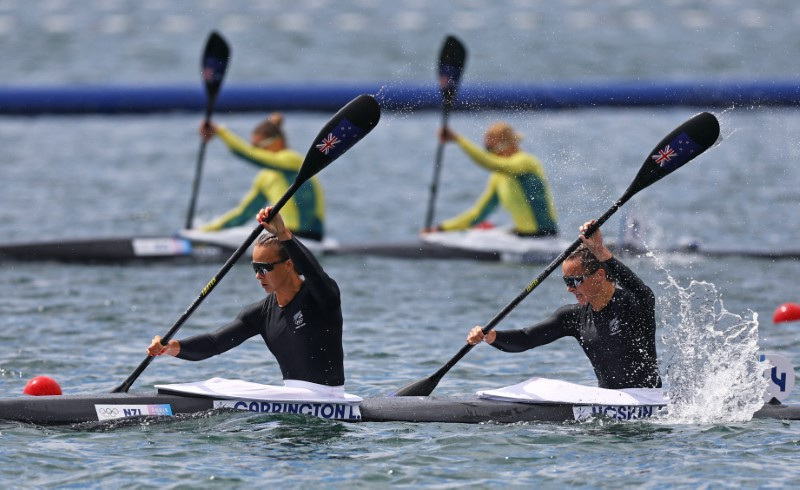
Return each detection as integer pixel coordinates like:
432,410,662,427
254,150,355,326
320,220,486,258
185,31,230,230
423,34,467,230
394,111,721,397
112,94,381,393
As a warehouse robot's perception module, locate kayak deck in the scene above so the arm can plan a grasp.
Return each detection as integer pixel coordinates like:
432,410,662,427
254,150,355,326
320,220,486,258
1,393,798,425
360,396,581,423
362,397,800,423
0,393,214,425
0,236,233,264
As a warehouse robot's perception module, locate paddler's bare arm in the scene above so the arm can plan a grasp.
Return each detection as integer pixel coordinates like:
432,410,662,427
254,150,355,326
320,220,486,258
147,335,180,357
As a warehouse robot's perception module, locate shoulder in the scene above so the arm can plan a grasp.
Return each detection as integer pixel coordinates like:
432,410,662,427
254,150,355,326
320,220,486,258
251,169,283,185
238,297,271,318
603,256,634,274
613,284,652,306
554,303,583,320
513,151,544,171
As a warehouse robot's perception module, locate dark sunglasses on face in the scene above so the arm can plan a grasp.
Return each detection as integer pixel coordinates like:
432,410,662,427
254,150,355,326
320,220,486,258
563,270,596,288
251,258,289,275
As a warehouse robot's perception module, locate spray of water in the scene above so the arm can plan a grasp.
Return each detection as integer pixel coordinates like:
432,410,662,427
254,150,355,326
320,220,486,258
647,252,768,424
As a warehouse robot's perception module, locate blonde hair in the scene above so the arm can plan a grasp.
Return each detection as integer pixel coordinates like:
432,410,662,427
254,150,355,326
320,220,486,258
486,122,522,145
253,112,286,145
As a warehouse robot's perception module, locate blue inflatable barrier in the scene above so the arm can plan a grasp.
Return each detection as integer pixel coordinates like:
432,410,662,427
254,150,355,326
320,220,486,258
0,80,799,114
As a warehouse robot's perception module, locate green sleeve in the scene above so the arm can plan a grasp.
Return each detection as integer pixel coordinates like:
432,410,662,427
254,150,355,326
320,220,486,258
440,174,501,231
216,126,303,172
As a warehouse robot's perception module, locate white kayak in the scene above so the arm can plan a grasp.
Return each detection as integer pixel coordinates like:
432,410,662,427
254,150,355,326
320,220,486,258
178,226,339,255
420,226,574,263
3,224,800,265
332,226,576,263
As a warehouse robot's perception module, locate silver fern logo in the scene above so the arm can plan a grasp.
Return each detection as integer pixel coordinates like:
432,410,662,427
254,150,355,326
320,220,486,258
609,317,621,336
293,311,306,330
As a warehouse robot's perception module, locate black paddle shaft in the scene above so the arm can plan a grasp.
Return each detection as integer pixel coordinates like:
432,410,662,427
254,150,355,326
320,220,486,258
186,31,231,230
393,111,721,397
424,35,466,230
112,94,381,393
425,108,451,230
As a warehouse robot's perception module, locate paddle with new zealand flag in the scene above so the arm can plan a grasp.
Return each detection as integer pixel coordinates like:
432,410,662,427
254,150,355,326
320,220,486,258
393,111,721,397
112,94,381,393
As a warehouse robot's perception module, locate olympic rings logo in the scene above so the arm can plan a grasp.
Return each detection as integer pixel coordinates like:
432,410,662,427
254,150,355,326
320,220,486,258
97,407,120,416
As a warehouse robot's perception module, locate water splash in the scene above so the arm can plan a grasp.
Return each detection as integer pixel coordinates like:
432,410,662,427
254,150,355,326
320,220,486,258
656,274,768,424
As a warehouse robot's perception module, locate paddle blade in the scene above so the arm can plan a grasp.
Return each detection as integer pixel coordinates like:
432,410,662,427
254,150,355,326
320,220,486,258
392,375,440,397
624,112,720,200
438,35,467,108
297,94,381,184
202,31,230,98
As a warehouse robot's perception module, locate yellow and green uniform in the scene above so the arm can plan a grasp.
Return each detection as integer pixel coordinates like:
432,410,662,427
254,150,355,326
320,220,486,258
200,126,325,240
440,135,558,236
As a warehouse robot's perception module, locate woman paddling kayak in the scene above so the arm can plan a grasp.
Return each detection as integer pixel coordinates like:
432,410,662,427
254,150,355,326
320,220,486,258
467,220,661,389
198,113,326,241
424,122,559,238
149,207,344,391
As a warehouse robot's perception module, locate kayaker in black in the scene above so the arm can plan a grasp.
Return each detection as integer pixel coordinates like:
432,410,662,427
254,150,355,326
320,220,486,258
147,207,344,388
467,220,661,389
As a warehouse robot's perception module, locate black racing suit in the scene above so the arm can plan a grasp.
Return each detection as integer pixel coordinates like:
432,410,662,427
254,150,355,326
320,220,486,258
491,257,661,389
176,237,344,387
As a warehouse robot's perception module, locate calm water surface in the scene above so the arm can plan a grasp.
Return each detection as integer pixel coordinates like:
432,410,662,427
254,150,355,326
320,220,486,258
2,0,800,488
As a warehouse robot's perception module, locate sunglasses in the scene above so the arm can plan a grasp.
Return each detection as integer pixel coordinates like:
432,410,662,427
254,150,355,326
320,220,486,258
562,271,596,288
251,258,289,275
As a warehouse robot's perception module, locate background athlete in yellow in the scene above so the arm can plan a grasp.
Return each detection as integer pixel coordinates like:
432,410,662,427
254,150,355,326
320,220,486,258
198,113,326,241
425,122,558,237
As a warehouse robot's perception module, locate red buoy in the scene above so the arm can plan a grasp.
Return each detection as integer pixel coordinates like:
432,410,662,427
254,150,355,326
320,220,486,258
23,376,62,396
773,302,800,323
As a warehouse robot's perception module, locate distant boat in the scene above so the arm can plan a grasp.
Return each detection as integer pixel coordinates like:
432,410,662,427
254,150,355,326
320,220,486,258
2,225,799,264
